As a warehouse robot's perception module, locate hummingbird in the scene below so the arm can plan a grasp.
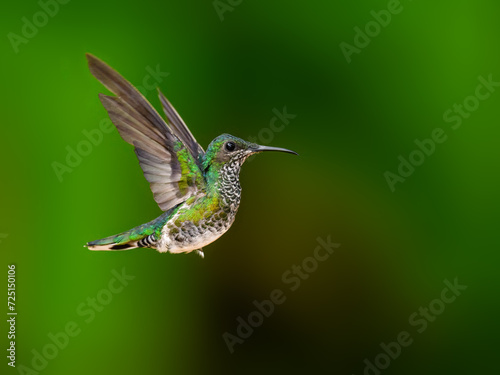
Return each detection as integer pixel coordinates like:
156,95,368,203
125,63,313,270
84,54,297,257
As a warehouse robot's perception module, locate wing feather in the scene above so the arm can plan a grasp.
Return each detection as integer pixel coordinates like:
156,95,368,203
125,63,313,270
86,54,205,211
158,89,205,165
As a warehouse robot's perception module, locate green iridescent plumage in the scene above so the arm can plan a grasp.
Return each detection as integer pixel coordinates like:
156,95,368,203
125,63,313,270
84,54,297,255
88,206,178,248
175,143,204,195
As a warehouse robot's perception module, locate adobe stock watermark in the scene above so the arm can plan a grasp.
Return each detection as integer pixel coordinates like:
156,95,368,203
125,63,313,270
52,64,169,182
340,0,412,64
213,0,243,22
222,235,340,354
384,74,499,192
7,0,71,54
135,65,170,99
16,268,135,374
353,278,467,375
246,106,296,163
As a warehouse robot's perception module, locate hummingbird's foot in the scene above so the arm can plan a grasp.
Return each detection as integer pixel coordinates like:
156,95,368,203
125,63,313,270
195,249,204,258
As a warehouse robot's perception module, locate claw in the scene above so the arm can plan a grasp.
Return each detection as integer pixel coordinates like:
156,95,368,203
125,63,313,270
195,249,204,258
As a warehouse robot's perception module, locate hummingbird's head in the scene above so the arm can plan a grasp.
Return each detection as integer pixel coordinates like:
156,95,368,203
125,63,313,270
202,133,297,171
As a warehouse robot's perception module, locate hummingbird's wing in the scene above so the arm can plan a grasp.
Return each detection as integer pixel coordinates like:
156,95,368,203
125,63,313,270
158,89,205,164
86,54,206,212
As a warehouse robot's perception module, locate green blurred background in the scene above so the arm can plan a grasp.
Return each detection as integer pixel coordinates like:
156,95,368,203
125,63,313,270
1,0,499,374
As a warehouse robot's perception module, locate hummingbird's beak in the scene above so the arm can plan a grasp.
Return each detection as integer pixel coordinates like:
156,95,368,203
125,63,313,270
252,145,298,155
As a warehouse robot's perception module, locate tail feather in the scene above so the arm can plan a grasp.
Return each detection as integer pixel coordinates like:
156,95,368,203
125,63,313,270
85,205,179,252
86,223,158,251
86,235,141,251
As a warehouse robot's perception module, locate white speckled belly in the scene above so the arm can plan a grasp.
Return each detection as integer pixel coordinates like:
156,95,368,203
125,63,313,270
156,201,238,254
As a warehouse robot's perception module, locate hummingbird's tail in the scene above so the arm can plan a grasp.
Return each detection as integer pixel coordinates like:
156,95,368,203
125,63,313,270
85,233,145,251
86,204,177,251
85,219,162,251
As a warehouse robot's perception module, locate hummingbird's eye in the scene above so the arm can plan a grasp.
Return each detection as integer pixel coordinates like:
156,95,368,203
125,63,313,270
225,142,236,152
